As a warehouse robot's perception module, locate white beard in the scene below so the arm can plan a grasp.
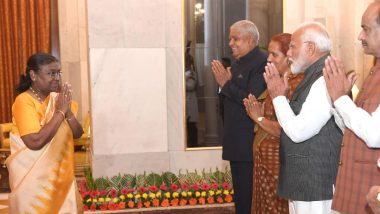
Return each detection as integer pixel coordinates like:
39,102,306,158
290,55,307,74
290,62,303,74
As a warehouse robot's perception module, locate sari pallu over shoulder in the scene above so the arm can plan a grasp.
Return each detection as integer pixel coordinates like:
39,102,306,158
6,92,82,214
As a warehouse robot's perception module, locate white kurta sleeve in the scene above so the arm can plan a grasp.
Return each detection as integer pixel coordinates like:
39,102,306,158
272,77,333,143
334,95,380,148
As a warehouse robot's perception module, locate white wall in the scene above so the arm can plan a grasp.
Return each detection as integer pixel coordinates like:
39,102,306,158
284,0,374,88
85,0,229,177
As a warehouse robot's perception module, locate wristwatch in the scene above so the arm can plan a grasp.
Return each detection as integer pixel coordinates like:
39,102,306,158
257,116,265,122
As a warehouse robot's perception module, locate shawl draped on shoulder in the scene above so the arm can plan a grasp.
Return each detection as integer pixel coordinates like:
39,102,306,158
6,92,82,213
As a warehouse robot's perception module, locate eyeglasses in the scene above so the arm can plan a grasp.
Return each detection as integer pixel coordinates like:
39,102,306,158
288,41,313,49
40,71,62,79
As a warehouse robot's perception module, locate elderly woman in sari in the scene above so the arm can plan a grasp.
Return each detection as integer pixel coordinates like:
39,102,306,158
6,53,84,213
243,33,303,214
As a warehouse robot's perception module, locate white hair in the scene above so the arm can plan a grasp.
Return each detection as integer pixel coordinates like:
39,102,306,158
231,20,260,45
295,21,332,53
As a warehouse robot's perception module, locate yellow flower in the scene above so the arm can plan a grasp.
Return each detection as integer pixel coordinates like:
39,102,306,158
127,193,134,199
230,190,234,195
135,194,141,199
201,191,207,197
142,193,148,199
173,192,179,198
98,198,104,203
86,198,92,203
149,193,156,199
113,198,119,203
187,191,192,197
165,192,171,198
195,191,201,197
181,191,188,197
92,198,97,203
120,195,125,200
106,197,111,202
156,192,161,198
216,190,222,195
209,190,215,196
223,190,229,195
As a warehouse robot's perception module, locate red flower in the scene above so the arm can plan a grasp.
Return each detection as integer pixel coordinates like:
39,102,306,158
100,203,107,211
211,182,219,190
201,182,210,191
80,179,86,188
108,203,119,210
138,186,148,193
171,198,179,207
225,194,233,203
160,184,168,191
109,188,118,198
79,186,87,194
207,197,215,204
153,198,160,207
128,188,135,193
90,203,96,211
149,185,159,193
161,199,170,207
222,182,230,190
121,188,128,195
144,201,151,208
171,183,178,192
199,197,206,205
189,198,197,205
128,201,135,208
100,189,107,197
137,200,143,208
80,190,89,198
108,203,115,210
192,183,200,191
179,199,188,206
181,183,189,191
217,196,224,203
119,202,126,209
83,205,89,211
90,190,97,198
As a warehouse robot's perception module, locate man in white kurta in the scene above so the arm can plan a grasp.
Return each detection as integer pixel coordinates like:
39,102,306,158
263,22,344,214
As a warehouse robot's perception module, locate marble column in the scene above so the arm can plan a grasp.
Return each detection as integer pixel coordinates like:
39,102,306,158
202,0,222,146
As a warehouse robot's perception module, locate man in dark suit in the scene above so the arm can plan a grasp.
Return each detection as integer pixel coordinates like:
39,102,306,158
211,20,267,214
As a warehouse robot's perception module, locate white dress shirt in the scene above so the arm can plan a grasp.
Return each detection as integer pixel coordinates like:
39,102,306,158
272,77,342,143
334,95,380,148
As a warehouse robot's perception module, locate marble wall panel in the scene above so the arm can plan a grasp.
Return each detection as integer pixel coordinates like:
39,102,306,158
87,0,125,48
122,0,166,48
92,152,170,177
90,48,168,155
165,0,183,48
169,150,229,173
166,47,185,151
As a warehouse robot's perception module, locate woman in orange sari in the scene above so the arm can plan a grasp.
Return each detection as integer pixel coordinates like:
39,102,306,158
6,53,84,213
244,33,304,214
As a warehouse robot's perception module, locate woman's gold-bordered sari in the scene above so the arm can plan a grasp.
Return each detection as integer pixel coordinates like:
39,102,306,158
6,92,83,213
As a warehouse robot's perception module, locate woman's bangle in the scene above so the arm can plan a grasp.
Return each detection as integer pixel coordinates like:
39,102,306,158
56,110,65,119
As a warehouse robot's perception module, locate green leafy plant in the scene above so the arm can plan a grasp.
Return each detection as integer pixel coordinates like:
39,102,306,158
79,168,233,211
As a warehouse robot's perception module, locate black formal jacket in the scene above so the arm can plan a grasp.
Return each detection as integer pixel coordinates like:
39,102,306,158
221,46,267,162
